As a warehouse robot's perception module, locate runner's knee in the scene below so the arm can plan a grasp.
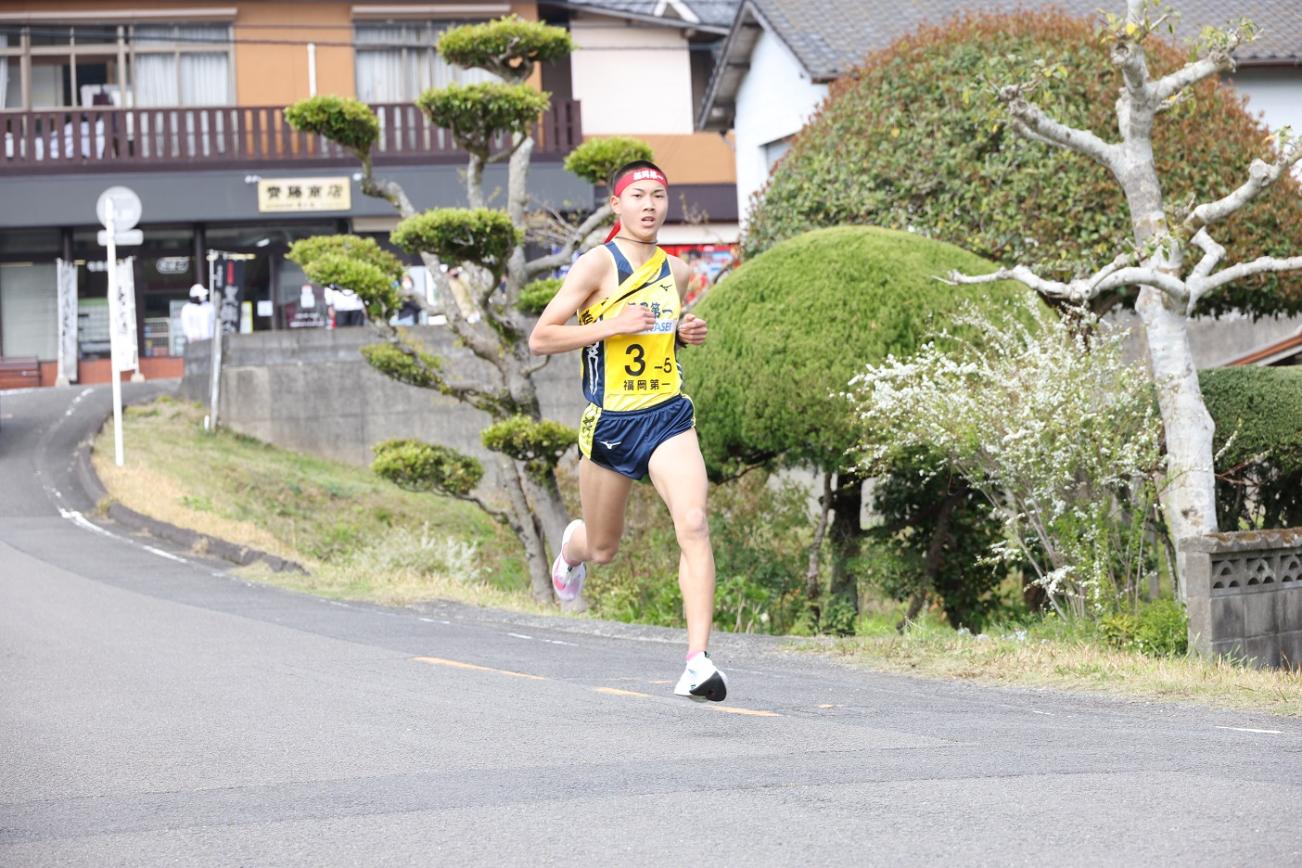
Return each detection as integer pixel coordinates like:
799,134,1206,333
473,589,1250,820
674,506,709,544
588,541,620,564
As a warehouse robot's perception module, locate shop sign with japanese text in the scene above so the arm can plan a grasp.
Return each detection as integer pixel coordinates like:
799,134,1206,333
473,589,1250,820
257,177,351,212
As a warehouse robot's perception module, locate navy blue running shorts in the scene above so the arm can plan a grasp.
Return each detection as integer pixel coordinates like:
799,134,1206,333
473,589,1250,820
578,395,696,481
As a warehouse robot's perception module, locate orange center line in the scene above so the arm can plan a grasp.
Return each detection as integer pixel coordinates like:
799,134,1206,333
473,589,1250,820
709,705,781,717
594,687,652,698
412,656,547,681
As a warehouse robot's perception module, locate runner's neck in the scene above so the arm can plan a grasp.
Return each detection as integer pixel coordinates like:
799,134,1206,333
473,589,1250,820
612,235,660,270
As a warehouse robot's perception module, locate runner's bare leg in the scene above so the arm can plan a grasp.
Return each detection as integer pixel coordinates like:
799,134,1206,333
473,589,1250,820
647,429,715,652
568,457,634,564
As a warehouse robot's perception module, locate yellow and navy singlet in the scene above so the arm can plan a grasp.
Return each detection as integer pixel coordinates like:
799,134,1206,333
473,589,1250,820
575,242,695,480
578,242,682,413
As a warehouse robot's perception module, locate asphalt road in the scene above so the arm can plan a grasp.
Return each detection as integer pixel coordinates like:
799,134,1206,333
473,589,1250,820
2,384,1301,867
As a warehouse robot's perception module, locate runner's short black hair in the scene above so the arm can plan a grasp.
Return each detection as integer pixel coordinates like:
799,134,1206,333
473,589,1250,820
609,160,666,190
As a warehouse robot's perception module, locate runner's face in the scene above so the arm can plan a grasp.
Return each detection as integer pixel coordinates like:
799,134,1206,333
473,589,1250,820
611,179,668,240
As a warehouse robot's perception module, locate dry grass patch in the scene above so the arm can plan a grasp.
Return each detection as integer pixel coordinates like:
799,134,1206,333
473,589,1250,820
807,626,1302,717
91,397,535,610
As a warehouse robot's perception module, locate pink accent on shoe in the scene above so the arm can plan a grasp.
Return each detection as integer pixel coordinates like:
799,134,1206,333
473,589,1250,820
685,650,705,663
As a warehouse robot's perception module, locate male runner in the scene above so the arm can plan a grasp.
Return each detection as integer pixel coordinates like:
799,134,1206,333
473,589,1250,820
528,161,726,702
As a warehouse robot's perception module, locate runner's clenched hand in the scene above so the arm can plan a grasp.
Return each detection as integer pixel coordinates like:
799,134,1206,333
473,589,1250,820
677,313,708,345
609,303,657,335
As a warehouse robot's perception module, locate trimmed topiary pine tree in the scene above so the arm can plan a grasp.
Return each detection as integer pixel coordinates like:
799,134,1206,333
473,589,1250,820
284,15,652,603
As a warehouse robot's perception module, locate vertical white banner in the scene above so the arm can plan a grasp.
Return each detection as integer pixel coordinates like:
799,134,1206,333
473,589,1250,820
55,258,79,385
109,256,139,372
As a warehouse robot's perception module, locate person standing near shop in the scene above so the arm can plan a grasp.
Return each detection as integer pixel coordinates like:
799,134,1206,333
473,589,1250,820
325,284,367,327
181,284,215,344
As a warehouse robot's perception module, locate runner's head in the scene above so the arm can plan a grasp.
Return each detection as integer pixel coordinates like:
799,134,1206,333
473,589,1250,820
606,160,669,243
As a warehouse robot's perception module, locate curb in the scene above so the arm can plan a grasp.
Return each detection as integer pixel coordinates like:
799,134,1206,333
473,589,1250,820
76,405,307,575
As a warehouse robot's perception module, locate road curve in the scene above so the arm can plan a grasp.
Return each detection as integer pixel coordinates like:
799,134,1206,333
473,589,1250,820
1,384,1300,866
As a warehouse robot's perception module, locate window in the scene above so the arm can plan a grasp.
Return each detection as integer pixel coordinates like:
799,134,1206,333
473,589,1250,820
354,21,495,103
0,22,232,111
763,135,792,173
130,24,232,107
0,23,124,110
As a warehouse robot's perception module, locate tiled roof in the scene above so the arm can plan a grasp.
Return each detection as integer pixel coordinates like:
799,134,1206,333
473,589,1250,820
752,0,1302,80
554,0,742,30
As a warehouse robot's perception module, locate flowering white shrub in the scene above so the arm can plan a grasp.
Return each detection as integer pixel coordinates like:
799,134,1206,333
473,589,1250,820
848,300,1162,617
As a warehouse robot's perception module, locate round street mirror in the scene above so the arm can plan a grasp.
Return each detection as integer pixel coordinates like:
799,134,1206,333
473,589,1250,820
96,186,143,230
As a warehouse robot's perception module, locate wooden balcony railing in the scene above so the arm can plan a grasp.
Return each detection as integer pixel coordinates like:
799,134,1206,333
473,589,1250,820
0,99,582,174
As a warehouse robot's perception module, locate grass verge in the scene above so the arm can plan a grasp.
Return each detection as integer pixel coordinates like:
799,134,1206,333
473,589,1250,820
93,397,1302,717
92,397,540,611
803,614,1302,717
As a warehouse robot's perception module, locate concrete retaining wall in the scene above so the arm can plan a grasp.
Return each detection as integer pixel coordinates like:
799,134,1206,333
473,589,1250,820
180,327,588,491
1184,529,1302,669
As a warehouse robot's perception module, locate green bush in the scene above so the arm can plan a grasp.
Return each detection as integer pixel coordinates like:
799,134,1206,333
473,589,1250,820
416,83,551,155
284,96,379,154
1100,599,1188,657
517,278,561,314
857,451,1006,632
563,137,655,185
584,471,813,633
1201,366,1302,529
392,208,520,276
372,439,483,498
437,15,572,80
691,225,1034,474
743,11,1302,318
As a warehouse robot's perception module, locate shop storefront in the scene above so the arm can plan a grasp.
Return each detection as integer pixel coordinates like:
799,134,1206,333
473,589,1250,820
0,218,357,385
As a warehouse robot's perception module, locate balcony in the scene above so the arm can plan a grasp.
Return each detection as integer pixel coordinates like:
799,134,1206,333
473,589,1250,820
0,100,582,176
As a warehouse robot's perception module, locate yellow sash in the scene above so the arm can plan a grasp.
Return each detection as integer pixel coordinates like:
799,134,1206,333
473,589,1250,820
580,247,668,325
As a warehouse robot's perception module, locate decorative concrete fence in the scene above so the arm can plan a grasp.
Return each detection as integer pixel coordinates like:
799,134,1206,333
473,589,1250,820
1184,529,1302,669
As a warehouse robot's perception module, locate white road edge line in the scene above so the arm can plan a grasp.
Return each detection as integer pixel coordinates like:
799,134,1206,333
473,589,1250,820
57,507,191,566
508,633,533,640
1214,726,1283,735
141,544,188,564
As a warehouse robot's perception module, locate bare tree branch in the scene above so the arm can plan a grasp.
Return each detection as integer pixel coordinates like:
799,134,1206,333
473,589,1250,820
1087,251,1136,292
358,153,417,219
525,204,613,277
369,321,511,415
1191,254,1302,302
944,261,1188,304
1189,229,1226,279
523,352,553,376
1152,28,1249,103
1000,86,1123,174
1184,137,1302,231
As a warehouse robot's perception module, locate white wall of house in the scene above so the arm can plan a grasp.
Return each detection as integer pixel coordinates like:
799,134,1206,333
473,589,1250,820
733,28,827,227
1233,68,1302,144
569,15,694,135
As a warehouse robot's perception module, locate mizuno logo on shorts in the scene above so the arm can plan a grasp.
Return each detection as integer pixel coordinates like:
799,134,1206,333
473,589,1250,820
600,440,621,449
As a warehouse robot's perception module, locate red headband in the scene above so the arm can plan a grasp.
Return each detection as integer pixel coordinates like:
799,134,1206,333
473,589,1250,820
604,168,670,243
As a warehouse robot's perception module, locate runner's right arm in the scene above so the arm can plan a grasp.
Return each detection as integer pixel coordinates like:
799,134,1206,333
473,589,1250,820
528,249,655,355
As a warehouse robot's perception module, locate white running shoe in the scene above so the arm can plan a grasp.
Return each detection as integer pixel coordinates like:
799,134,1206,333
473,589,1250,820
551,519,586,602
673,652,727,702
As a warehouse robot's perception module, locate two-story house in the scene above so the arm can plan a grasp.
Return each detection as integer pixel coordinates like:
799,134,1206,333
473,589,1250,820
698,0,1302,229
0,0,739,387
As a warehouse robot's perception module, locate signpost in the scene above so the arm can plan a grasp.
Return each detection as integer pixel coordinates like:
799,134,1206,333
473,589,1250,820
96,186,142,467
